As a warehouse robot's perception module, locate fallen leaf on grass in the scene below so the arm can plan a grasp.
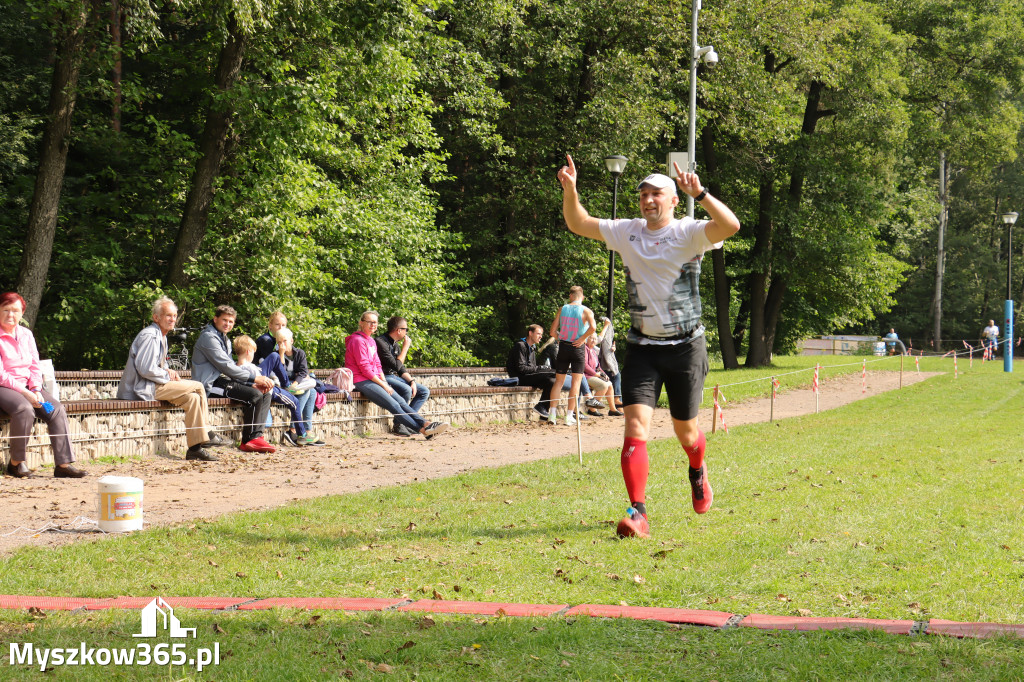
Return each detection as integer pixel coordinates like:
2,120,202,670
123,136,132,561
605,573,621,581
418,616,435,630
651,549,673,559
213,624,225,634
632,575,645,584
398,641,415,650
797,609,813,617
432,590,445,600
405,522,417,531
776,594,791,602
208,560,218,567
374,663,393,673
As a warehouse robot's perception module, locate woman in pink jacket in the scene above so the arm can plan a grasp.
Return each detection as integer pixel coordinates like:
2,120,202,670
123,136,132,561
0,292,86,478
345,310,448,439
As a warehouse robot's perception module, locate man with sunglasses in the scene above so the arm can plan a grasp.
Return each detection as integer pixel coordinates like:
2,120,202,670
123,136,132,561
376,316,431,430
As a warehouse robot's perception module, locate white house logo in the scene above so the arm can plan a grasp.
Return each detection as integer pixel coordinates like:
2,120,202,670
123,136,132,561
9,597,219,671
134,598,196,638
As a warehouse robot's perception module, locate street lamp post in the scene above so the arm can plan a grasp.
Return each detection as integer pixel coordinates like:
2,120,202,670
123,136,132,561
687,0,717,219
1003,210,1018,372
604,155,628,320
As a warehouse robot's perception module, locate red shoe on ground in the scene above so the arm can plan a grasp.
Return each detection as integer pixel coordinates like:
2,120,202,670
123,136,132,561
616,508,650,538
689,464,713,514
240,437,276,453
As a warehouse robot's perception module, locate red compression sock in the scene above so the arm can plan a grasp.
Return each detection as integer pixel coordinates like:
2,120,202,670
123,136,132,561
683,430,706,469
620,437,649,506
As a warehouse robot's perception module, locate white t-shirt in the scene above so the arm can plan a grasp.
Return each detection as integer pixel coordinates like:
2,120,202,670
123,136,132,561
598,216,722,342
984,325,999,340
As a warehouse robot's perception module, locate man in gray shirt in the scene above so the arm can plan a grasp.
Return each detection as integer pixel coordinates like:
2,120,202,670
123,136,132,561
118,296,225,461
192,305,276,453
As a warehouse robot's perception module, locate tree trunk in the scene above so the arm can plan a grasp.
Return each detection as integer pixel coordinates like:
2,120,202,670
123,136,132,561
701,126,738,369
745,80,833,367
167,14,246,287
931,150,947,351
110,0,121,132
15,0,90,325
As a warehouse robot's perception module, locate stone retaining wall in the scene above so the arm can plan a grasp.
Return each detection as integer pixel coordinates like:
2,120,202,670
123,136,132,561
53,368,508,401
2,385,538,467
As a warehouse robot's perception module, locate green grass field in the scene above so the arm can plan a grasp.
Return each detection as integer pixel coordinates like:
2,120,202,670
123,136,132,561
2,355,1023,680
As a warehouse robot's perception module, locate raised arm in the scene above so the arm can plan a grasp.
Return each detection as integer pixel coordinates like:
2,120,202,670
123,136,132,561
558,154,605,242
673,161,740,244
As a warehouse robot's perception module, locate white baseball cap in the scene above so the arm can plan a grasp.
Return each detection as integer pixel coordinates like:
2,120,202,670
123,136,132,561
636,173,677,195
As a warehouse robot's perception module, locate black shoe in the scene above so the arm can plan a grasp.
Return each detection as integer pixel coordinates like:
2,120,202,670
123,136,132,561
6,461,32,478
393,424,417,437
282,430,301,447
586,408,604,417
185,445,219,462
201,432,228,448
54,464,87,478
533,405,550,420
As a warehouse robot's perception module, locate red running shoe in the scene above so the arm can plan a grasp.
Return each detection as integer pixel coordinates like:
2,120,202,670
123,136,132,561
616,508,650,539
689,464,713,514
240,437,276,453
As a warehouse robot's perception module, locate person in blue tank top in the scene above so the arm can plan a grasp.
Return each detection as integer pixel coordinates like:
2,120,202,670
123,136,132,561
546,286,596,426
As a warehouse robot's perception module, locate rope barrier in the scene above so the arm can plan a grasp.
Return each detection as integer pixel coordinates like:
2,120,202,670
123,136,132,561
0,345,991,448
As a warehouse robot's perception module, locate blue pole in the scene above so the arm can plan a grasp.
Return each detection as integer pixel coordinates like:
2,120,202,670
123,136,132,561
1005,299,1013,372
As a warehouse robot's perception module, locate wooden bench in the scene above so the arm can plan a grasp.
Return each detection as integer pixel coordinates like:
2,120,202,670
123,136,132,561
2,369,540,466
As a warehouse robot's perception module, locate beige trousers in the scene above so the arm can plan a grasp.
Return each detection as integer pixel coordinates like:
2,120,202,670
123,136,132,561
154,380,212,448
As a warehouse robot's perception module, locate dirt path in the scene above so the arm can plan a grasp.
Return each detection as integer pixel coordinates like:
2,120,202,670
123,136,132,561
0,371,936,554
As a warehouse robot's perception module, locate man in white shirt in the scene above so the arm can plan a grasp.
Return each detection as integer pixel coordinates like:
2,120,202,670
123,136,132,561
557,154,740,538
983,320,999,356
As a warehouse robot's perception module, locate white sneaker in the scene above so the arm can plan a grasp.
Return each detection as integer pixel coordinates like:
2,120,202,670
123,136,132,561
565,413,577,426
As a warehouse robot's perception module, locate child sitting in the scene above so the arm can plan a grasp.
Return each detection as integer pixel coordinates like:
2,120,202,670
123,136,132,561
234,335,306,447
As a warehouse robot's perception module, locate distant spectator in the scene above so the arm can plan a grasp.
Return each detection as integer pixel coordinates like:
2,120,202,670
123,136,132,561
255,310,287,364
983,320,999,355
345,310,448,439
0,292,86,478
883,328,899,356
376,316,431,422
191,305,277,453
506,324,558,419
545,286,596,426
584,334,619,416
118,296,224,462
596,316,622,409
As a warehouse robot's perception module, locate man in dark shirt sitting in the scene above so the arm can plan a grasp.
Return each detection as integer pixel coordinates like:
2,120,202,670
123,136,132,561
375,316,430,419
506,324,557,420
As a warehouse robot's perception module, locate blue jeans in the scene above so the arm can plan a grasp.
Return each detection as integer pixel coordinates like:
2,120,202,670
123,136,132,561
296,388,316,433
562,375,592,395
269,386,306,437
355,380,425,433
608,372,622,401
386,375,429,415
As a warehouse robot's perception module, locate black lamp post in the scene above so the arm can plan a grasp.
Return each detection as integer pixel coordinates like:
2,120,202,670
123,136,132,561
1003,210,1018,372
603,155,628,320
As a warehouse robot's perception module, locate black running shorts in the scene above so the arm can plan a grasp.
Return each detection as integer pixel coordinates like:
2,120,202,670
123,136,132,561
554,341,586,374
621,335,708,421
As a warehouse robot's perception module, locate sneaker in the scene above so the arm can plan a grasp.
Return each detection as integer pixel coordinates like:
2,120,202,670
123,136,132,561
393,424,416,437
585,398,603,409
565,413,577,426
616,508,650,538
608,409,624,417
533,405,550,420
282,430,301,447
301,434,326,446
423,422,449,439
240,437,276,453
546,413,557,426
186,445,220,461
689,464,713,514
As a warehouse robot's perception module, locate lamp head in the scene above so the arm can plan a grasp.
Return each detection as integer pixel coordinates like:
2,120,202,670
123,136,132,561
604,155,628,176
1002,211,1019,226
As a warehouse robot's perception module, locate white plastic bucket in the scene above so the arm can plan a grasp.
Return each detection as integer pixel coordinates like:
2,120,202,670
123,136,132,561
97,476,144,532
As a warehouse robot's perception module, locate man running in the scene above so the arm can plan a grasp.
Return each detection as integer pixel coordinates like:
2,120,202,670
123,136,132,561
557,154,740,538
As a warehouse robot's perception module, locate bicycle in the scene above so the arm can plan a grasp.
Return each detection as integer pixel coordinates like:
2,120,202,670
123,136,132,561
166,327,203,372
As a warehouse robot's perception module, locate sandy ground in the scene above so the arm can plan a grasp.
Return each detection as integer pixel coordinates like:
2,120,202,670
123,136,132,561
0,370,936,555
